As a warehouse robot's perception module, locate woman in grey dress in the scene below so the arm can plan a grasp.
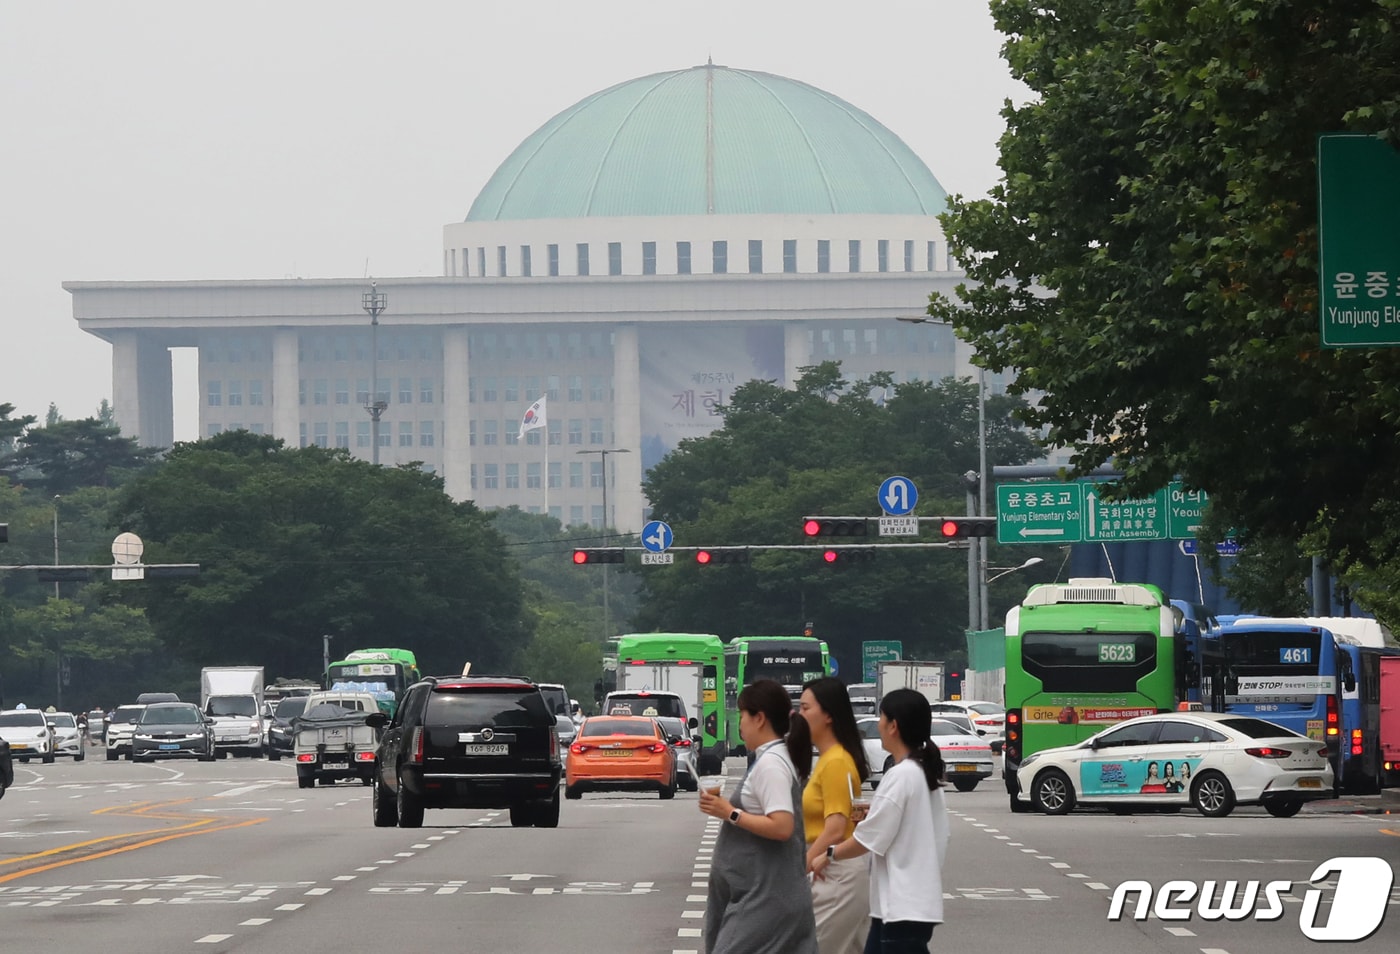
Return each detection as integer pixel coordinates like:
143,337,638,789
699,679,818,954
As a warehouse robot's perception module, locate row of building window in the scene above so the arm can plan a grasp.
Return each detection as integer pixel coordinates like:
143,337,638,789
470,419,607,446
467,461,608,491
207,376,617,408
450,239,943,278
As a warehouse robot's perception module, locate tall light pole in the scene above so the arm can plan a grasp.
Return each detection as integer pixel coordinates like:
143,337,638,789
52,495,60,599
577,447,630,641
983,557,1044,628
362,282,388,465
896,315,989,629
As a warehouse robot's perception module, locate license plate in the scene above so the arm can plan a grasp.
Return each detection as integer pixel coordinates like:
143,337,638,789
463,744,508,756
159,743,180,750
1298,777,1322,789
600,749,634,758
10,744,29,750
951,764,979,772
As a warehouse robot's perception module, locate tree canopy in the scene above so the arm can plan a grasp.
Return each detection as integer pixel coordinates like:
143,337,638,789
636,363,1049,669
107,432,531,681
931,0,1400,609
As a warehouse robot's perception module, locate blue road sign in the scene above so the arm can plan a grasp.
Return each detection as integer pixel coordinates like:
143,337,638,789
879,476,919,516
641,520,674,553
1180,539,1242,557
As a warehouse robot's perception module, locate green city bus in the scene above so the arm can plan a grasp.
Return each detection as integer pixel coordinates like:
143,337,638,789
724,636,830,756
1002,579,1178,812
613,633,726,772
324,647,422,717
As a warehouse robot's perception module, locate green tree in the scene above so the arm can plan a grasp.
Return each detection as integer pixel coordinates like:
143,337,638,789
108,432,531,681
931,0,1400,613
5,418,158,493
636,363,1047,668
0,402,37,455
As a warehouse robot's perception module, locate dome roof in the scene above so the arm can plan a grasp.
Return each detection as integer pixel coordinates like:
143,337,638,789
466,64,947,221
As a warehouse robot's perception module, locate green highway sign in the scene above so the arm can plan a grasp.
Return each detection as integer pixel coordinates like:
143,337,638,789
862,640,903,682
1166,482,1209,539
996,482,1084,544
1318,135,1400,348
1083,484,1167,542
998,480,1206,544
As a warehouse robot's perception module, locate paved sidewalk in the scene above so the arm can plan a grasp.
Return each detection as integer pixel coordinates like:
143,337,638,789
1301,788,1400,814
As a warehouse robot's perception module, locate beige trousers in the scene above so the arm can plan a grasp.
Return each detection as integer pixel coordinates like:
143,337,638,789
811,854,871,954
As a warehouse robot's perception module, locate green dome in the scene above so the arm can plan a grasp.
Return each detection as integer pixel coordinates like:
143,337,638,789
466,64,947,221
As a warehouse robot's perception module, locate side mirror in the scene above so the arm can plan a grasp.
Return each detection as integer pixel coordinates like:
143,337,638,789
1090,737,1102,750
666,734,681,744
688,717,698,729
365,712,389,729
1344,673,1357,693
691,734,702,745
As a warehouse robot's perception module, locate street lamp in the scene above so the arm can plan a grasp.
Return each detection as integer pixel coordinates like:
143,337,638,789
577,447,630,641
361,282,389,465
985,557,1044,587
52,495,60,599
896,314,989,629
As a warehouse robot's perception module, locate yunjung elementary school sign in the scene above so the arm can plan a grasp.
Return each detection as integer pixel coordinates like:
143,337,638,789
1317,134,1400,348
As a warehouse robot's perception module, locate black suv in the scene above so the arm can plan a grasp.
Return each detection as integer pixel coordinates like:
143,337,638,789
370,675,562,829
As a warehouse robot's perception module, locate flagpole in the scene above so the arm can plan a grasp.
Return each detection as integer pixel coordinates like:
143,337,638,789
544,427,549,514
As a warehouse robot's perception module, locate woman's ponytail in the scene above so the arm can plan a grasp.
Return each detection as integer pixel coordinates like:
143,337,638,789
878,688,943,790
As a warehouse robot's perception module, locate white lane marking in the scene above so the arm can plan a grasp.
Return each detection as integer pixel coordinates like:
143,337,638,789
1164,927,1197,937
195,935,232,943
1020,849,1038,854
356,867,378,872
678,928,702,938
411,843,430,849
688,895,706,902
275,903,304,911
1086,883,1109,890
681,910,704,918
333,876,356,882
305,887,331,896
394,852,415,858
1050,863,1070,869
1066,873,1088,879
436,887,458,895
240,919,272,926
426,836,445,841
213,783,275,798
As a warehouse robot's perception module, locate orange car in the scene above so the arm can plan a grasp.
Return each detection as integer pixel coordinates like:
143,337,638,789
565,716,677,800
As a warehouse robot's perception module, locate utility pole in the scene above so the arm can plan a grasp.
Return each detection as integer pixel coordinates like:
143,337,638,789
362,282,388,465
577,447,630,641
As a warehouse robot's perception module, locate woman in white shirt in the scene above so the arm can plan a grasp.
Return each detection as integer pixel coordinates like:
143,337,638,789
810,688,950,954
699,678,818,954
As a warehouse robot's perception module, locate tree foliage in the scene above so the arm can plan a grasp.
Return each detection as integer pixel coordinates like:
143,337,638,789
107,432,531,682
932,0,1400,611
637,363,1049,669
3,417,158,493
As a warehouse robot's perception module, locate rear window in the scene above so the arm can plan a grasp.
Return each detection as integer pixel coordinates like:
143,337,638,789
606,694,685,719
539,685,570,716
113,706,146,723
583,719,657,738
1219,717,1304,740
858,719,881,740
276,697,310,718
931,719,976,737
426,688,549,728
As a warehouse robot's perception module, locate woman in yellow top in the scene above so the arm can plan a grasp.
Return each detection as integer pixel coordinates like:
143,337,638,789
799,676,872,954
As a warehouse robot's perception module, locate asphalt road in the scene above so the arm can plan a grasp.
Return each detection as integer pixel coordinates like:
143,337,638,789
3,752,1399,953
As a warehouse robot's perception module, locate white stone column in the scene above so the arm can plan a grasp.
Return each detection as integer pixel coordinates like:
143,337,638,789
441,325,473,502
271,329,301,445
784,321,810,388
611,324,643,533
111,331,174,447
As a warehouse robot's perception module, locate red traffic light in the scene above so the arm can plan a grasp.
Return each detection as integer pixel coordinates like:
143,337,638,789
940,520,959,538
803,519,821,537
802,517,868,537
572,548,625,564
938,517,996,539
696,550,713,565
823,549,838,563
573,551,589,565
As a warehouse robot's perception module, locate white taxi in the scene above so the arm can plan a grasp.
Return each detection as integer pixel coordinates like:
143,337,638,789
1015,712,1333,818
0,710,56,764
857,716,995,792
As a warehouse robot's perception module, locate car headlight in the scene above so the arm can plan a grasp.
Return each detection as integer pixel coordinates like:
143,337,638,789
1019,754,1041,770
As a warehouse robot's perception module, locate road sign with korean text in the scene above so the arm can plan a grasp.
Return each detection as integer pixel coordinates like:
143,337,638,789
1318,134,1400,348
996,482,1084,544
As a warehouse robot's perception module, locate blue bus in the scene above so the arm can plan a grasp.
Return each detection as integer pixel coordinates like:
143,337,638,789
1199,616,1400,794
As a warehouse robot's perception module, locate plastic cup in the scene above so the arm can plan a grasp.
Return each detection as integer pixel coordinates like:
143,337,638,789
850,793,872,822
698,776,726,796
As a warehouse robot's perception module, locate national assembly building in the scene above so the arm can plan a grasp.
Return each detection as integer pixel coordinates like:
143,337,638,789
65,63,983,534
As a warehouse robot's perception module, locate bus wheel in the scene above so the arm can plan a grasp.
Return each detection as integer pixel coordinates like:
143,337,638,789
1031,769,1076,816
1009,792,1031,814
1264,799,1303,818
1190,771,1236,818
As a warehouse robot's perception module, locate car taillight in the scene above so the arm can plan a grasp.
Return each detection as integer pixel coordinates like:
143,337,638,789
296,753,315,763
647,742,667,754
550,729,559,759
409,727,424,765
1245,746,1291,759
355,751,375,762
570,742,588,755
1326,695,1339,737
675,738,692,747
1350,728,1363,757
1318,746,1330,760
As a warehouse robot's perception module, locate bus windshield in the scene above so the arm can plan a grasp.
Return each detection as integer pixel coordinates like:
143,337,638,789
1021,631,1159,693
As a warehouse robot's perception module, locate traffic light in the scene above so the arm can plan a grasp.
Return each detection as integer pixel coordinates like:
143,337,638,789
820,548,875,565
803,517,869,537
36,568,92,583
572,548,625,565
695,548,749,565
0,523,7,543
936,517,997,539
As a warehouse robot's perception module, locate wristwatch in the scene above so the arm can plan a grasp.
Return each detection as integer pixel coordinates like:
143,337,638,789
826,845,836,862
728,808,742,825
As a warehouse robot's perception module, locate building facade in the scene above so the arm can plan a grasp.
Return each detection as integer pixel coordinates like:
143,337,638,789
67,64,986,534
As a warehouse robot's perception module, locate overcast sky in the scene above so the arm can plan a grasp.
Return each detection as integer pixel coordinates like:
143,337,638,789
1,1,1026,441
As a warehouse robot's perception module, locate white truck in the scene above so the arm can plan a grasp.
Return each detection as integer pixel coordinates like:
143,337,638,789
292,691,380,788
876,660,946,706
200,666,265,758
616,662,703,722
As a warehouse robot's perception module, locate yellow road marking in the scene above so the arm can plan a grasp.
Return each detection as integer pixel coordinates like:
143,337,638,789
1381,828,1400,837
0,798,268,883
